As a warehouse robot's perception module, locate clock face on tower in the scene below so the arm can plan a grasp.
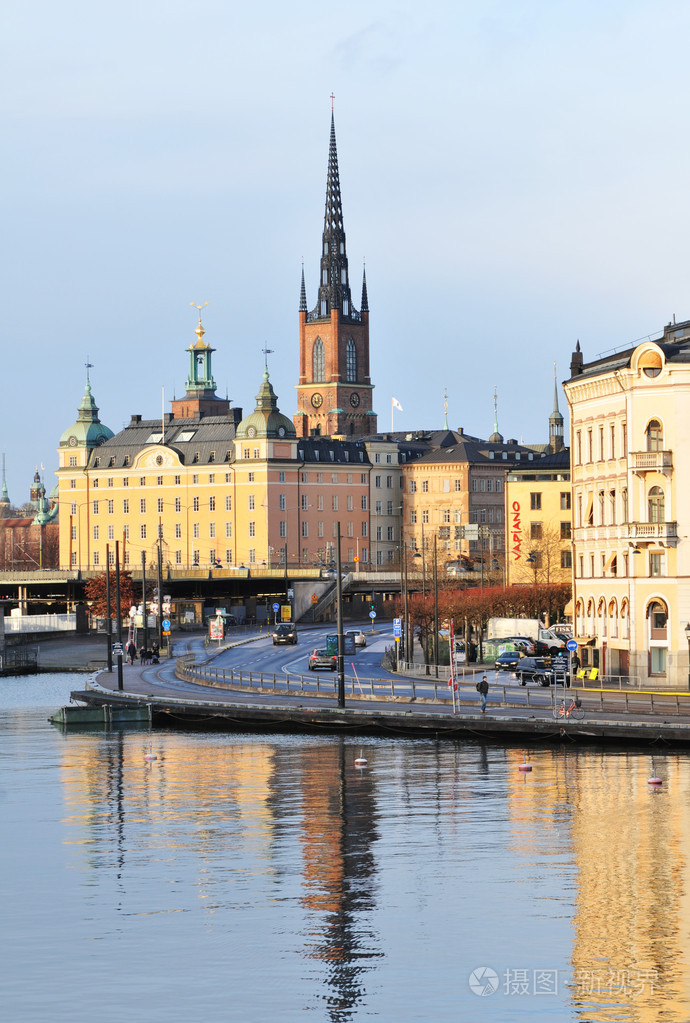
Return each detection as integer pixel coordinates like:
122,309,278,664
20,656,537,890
349,392,360,408
311,392,323,409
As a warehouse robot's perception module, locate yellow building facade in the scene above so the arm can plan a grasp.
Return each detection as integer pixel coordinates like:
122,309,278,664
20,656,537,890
56,331,371,574
504,449,572,587
564,325,690,686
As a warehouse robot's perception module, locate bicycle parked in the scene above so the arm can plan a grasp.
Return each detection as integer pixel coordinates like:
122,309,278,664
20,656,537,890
552,696,584,721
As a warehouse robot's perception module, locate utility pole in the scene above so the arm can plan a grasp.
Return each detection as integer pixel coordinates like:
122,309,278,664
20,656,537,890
115,540,123,690
336,521,345,708
105,544,112,673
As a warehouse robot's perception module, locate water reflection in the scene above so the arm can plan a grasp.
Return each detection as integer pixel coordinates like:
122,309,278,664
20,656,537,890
295,741,382,1021
36,719,690,1022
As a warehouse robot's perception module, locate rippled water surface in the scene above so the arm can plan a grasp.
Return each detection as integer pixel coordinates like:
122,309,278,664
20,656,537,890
1,673,689,1022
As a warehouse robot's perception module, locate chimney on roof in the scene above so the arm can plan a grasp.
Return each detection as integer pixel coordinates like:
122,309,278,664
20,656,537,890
569,340,583,377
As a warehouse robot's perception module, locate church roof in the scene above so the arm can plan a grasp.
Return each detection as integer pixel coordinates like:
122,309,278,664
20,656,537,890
59,379,114,449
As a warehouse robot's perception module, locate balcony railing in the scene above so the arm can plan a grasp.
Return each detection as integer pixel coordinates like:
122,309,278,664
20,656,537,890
625,521,678,543
630,450,673,473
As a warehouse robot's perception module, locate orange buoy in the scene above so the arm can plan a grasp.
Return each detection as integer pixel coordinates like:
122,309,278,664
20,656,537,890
648,777,663,786
354,750,367,767
144,753,157,762
518,764,532,773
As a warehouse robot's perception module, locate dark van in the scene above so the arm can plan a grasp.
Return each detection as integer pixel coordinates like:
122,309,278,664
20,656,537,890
273,622,298,645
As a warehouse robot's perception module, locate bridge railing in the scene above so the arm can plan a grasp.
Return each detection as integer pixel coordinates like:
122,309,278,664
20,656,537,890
172,661,690,715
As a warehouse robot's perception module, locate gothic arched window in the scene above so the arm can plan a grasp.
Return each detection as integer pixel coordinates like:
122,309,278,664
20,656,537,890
346,338,357,383
313,338,325,383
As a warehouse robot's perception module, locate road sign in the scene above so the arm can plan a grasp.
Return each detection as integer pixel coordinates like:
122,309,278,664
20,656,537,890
566,639,578,652
393,617,401,637
272,603,280,612
162,619,171,631
311,593,318,604
162,630,171,637
462,524,480,540
111,643,124,656
369,611,377,619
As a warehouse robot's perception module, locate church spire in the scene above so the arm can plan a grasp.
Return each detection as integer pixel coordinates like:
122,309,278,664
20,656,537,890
361,263,368,312
299,264,307,312
549,363,565,452
310,111,357,321
0,454,10,508
489,386,503,443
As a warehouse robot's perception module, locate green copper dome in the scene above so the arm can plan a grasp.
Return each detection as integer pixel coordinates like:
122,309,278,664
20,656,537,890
59,379,114,449
235,369,296,440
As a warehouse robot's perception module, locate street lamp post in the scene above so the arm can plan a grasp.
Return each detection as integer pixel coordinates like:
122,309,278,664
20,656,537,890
685,623,690,691
335,521,345,708
105,543,112,673
433,533,439,677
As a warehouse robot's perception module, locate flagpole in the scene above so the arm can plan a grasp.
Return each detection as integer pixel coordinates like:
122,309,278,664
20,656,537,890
391,397,394,432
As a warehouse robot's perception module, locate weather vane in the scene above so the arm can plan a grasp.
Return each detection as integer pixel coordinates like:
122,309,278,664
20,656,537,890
190,301,209,323
330,92,335,111
85,358,93,382
262,344,275,369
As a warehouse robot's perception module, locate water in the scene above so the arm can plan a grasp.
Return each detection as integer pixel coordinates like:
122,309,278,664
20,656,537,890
1,673,688,1022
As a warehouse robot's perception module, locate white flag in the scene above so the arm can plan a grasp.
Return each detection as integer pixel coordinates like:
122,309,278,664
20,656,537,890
392,397,403,411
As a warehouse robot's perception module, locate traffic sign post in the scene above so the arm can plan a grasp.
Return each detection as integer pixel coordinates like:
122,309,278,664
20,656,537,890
272,602,279,624
566,638,578,695
369,609,376,634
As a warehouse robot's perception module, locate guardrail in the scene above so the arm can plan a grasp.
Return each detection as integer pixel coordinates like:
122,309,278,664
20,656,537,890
6,613,76,633
173,661,690,715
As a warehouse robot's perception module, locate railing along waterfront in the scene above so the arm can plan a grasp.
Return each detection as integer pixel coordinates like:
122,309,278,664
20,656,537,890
174,659,690,715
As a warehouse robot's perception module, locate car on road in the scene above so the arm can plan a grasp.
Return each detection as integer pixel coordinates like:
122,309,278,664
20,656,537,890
273,622,298,645
495,650,521,671
347,629,367,648
515,656,556,686
308,648,337,671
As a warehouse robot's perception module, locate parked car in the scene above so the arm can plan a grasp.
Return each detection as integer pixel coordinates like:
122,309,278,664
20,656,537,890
347,629,367,648
515,657,555,686
273,622,298,645
502,636,535,655
495,650,521,671
308,648,337,671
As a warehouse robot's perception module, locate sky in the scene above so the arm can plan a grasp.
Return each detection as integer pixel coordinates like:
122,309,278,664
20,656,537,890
3,0,690,504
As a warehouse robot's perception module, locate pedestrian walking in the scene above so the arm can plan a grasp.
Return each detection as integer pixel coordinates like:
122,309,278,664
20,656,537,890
476,674,489,713
126,640,136,665
139,645,146,664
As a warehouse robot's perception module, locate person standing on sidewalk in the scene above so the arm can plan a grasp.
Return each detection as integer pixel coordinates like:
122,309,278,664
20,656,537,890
477,675,489,713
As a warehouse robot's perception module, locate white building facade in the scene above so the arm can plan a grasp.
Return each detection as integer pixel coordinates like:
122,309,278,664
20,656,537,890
564,324,690,687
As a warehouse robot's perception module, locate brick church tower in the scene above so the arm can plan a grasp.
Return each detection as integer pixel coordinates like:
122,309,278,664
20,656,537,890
294,113,376,438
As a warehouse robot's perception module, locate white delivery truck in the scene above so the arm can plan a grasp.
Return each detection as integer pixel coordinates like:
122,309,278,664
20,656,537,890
487,618,567,654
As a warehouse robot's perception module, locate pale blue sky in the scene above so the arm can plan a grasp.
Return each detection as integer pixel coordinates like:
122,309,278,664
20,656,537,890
3,0,689,502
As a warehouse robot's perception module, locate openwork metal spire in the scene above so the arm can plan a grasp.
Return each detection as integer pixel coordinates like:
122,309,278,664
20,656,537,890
309,112,358,322
361,264,368,312
299,264,307,312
